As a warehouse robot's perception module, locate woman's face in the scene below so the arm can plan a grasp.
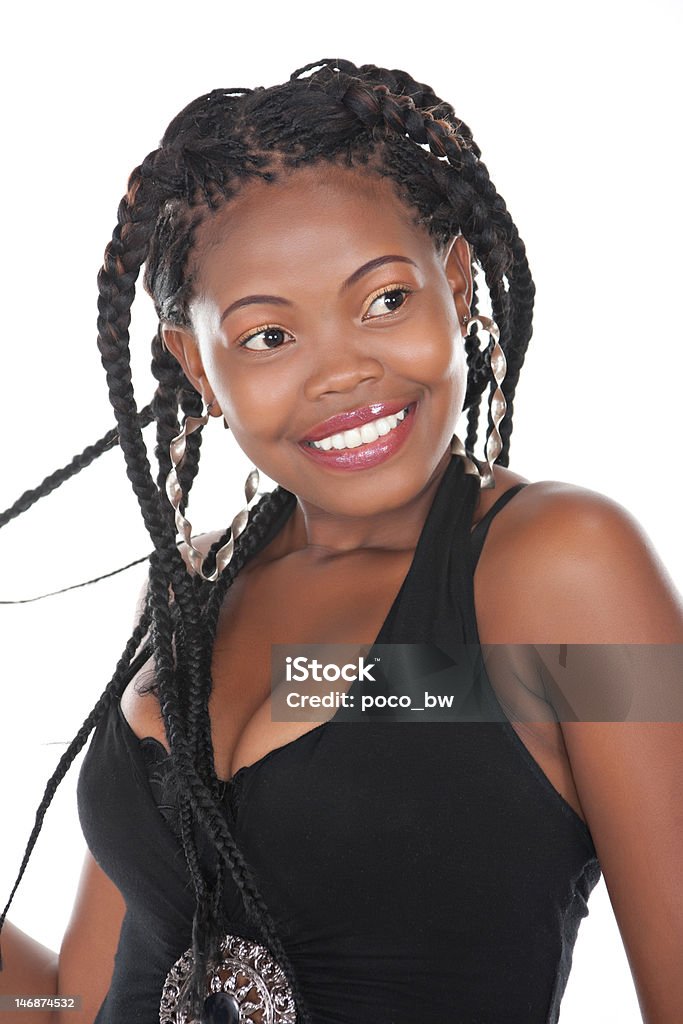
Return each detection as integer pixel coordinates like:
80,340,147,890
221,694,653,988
163,164,473,521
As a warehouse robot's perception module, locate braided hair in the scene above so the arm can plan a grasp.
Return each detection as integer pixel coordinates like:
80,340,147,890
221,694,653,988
0,59,535,1021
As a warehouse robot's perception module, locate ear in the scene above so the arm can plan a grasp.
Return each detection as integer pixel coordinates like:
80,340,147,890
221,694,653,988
442,235,473,325
160,325,217,409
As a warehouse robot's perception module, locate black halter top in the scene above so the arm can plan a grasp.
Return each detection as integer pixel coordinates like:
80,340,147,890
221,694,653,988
77,453,601,1023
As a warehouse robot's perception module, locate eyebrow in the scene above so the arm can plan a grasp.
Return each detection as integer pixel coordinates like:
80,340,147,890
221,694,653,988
219,255,418,324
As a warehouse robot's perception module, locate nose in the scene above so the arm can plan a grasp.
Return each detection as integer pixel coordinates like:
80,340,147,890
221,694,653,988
302,333,384,400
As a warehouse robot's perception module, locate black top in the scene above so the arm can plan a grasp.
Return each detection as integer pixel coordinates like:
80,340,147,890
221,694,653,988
77,454,601,1023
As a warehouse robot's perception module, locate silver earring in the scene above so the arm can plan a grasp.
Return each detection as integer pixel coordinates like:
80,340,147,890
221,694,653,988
450,433,483,479
450,314,507,489
165,403,260,582
208,398,230,430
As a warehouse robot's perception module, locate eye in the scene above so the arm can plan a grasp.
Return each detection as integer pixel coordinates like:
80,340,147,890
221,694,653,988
237,325,295,352
362,286,413,321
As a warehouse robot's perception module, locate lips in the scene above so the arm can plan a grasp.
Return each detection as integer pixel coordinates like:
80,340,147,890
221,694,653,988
300,398,415,443
298,400,417,471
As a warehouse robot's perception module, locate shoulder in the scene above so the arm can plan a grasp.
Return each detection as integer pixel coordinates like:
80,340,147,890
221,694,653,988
476,469,683,1018
121,528,229,744
475,467,683,643
177,528,228,573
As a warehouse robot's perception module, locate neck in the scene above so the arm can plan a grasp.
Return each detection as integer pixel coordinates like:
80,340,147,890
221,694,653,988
276,447,454,561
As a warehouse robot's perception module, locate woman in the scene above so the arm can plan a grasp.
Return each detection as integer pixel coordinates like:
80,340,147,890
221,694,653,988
1,58,681,1024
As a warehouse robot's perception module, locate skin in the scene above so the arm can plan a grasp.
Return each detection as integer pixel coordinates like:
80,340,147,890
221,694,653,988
154,163,683,1021
4,157,680,1024
157,161,544,788
163,165,482,561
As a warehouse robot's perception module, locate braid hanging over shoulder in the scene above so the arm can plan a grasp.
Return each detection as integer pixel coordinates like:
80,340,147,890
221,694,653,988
0,58,535,1022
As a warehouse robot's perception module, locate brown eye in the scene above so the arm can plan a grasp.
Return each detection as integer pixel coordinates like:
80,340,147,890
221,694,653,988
239,326,294,351
363,287,412,320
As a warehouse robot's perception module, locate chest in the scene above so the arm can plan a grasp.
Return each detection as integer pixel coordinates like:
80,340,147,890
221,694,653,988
122,523,587,828
207,547,414,778
206,547,584,830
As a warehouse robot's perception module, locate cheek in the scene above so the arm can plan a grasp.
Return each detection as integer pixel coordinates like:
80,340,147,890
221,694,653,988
243,378,292,427
191,313,286,438
392,313,463,383
399,307,468,420
210,354,295,442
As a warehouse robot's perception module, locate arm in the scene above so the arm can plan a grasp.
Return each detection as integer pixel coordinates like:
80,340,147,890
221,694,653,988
0,850,126,1024
0,921,58,1002
506,484,683,1023
1,538,221,1021
56,849,127,1024
54,567,161,1023
1,569,159,1023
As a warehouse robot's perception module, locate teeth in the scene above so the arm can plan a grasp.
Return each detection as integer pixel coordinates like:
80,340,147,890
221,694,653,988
309,407,409,451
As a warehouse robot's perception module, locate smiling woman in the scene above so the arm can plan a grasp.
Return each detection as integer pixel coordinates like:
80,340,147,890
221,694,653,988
0,58,682,1024
164,168,473,505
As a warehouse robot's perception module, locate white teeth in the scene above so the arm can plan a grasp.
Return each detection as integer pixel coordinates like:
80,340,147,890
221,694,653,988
309,407,409,451
340,427,364,448
359,421,379,444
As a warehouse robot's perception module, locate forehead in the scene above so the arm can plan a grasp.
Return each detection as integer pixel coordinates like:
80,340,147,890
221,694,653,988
192,165,437,291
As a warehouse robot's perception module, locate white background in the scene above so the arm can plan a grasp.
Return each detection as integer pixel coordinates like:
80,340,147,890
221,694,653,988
1,1,681,1021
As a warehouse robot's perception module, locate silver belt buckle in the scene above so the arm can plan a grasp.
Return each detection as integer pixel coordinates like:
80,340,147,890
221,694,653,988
159,932,297,1023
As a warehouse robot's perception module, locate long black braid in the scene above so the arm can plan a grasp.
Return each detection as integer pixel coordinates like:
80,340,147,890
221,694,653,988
0,59,535,1022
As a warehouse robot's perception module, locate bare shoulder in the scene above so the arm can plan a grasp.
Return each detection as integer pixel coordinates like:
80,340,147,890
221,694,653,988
177,528,228,573
480,475,683,1018
120,530,229,746
475,467,683,643
120,529,233,746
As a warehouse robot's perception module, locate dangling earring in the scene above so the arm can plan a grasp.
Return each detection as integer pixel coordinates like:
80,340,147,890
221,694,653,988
450,314,507,489
208,398,230,430
164,401,260,582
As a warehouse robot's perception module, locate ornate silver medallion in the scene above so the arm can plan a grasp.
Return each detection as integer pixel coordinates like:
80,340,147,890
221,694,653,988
159,933,297,1023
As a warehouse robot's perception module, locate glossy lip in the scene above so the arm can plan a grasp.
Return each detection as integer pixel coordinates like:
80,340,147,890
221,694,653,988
297,401,418,472
299,397,414,443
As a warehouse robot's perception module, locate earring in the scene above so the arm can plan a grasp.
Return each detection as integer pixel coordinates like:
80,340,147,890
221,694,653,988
208,398,230,430
165,403,260,582
450,314,507,489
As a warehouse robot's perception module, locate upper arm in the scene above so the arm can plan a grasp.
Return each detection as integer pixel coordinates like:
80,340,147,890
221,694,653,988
56,557,183,1017
120,530,226,732
505,483,683,1022
57,537,232,1017
57,849,126,1023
